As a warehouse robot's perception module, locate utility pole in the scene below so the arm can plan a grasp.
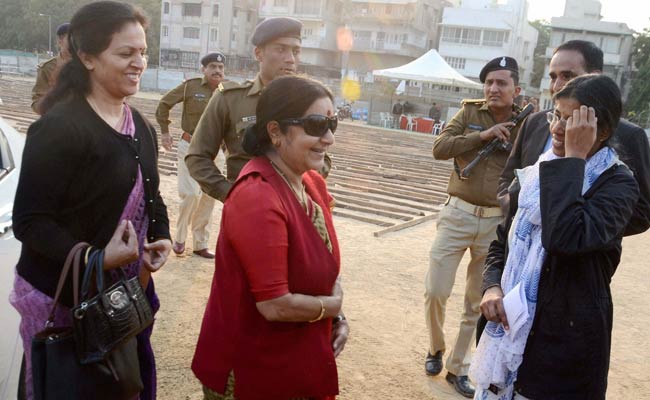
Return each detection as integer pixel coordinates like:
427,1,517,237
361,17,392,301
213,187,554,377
39,13,52,56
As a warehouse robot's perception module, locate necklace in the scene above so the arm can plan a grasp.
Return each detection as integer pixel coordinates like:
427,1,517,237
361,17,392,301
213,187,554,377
269,158,308,212
86,96,125,130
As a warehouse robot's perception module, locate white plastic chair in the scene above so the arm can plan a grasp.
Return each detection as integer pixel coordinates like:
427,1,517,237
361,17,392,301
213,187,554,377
432,120,445,135
406,115,418,131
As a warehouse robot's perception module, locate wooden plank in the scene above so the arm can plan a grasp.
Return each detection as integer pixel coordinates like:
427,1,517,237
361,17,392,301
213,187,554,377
373,212,439,237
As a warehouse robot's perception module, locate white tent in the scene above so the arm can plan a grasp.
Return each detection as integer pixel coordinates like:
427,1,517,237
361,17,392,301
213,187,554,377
372,49,482,90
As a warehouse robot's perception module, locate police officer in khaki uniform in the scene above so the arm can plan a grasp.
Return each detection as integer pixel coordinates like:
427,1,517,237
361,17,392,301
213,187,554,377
424,57,523,398
31,23,70,114
155,52,226,258
186,17,331,202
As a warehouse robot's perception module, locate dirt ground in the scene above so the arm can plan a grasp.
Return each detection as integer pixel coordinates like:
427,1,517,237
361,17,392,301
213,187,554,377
151,172,650,400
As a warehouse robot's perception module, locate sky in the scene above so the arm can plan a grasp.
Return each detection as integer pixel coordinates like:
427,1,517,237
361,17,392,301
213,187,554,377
527,0,650,32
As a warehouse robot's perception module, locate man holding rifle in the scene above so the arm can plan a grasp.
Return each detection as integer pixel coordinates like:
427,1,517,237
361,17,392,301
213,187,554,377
423,56,523,398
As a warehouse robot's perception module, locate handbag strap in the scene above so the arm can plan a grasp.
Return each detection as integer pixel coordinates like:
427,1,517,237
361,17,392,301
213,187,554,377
81,249,105,300
46,242,89,326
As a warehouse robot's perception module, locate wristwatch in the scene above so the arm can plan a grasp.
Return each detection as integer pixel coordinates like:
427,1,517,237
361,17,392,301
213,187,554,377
333,315,346,324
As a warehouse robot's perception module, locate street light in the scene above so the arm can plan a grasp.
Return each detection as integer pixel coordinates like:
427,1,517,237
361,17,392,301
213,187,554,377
38,13,52,55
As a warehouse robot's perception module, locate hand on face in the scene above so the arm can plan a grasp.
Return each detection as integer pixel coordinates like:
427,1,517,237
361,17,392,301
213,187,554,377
564,105,598,160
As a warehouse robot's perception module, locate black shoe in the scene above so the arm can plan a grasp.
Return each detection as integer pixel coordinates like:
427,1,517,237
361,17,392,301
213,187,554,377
445,372,475,398
424,351,443,376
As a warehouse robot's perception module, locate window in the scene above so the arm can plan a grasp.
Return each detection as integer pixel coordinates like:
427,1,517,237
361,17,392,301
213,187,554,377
211,29,218,42
274,0,288,7
233,8,238,17
461,28,481,45
482,30,508,47
231,31,237,42
303,27,314,36
181,51,200,68
604,36,621,53
182,3,201,17
212,4,219,17
162,25,169,37
183,27,200,39
163,2,170,14
441,27,480,45
444,56,466,69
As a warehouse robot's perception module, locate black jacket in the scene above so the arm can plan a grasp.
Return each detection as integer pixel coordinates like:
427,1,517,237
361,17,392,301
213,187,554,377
498,110,650,236
483,157,638,399
13,95,171,307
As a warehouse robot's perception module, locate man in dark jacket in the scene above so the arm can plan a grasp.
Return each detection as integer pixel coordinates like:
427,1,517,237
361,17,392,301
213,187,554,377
498,40,650,236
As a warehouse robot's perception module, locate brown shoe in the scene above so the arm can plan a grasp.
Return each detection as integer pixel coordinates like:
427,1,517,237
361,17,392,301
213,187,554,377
172,242,185,255
193,248,215,259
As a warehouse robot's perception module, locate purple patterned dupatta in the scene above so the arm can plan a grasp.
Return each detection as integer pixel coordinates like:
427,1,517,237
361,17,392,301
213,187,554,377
116,103,159,400
10,103,159,400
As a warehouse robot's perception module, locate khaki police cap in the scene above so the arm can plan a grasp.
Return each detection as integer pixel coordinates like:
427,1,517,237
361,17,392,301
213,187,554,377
479,56,519,83
251,17,302,47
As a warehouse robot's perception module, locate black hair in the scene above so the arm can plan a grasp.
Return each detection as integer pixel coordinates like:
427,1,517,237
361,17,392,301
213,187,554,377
554,40,604,72
242,75,334,156
40,1,149,114
553,74,621,145
510,71,519,86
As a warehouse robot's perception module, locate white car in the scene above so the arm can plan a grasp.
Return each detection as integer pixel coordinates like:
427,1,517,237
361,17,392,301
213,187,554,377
0,116,25,399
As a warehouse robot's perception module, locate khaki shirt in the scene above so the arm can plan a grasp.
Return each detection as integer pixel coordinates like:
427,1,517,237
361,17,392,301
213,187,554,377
432,99,523,207
31,56,61,114
155,76,215,134
186,75,264,201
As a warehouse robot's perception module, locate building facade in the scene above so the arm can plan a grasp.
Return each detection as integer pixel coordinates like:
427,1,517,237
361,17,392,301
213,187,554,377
539,0,634,108
160,0,451,79
343,0,448,81
437,0,538,89
160,0,258,71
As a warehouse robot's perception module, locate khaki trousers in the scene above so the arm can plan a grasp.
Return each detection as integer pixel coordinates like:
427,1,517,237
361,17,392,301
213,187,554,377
175,139,215,250
424,203,500,376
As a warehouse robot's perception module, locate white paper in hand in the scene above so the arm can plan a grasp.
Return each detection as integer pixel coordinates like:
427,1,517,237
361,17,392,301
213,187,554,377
502,282,529,338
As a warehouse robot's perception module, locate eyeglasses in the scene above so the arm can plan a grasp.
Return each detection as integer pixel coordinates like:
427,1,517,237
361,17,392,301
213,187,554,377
279,114,338,137
546,112,568,129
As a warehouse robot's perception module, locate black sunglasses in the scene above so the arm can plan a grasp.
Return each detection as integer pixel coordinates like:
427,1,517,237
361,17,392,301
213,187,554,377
279,114,338,137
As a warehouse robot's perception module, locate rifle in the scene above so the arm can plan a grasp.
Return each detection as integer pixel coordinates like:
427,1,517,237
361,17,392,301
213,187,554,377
458,103,535,180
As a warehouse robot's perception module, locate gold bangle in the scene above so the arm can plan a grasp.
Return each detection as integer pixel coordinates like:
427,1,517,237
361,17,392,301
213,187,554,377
309,298,325,323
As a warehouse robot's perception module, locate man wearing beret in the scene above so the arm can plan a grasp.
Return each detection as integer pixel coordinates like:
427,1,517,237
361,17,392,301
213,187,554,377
186,17,329,203
31,23,70,114
155,52,226,258
424,56,524,397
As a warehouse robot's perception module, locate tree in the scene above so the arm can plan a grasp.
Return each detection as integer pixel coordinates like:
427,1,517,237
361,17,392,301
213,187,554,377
0,0,160,64
529,20,550,89
626,28,650,127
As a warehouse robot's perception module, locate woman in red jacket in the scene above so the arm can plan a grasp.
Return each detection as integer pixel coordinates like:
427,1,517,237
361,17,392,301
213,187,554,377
192,75,348,400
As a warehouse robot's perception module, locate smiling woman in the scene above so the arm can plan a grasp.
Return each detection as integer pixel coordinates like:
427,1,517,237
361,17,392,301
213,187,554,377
11,2,171,400
192,75,347,399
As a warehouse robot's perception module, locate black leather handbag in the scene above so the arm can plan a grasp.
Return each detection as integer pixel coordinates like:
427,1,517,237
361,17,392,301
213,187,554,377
72,248,154,364
31,243,144,400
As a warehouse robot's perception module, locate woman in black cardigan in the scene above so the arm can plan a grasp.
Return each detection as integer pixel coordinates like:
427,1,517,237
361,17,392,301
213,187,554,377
10,2,171,399
470,75,639,399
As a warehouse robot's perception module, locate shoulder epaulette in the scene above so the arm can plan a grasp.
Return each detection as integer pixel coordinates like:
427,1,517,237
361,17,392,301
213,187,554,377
38,57,57,68
184,77,202,83
461,98,486,106
218,80,252,93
